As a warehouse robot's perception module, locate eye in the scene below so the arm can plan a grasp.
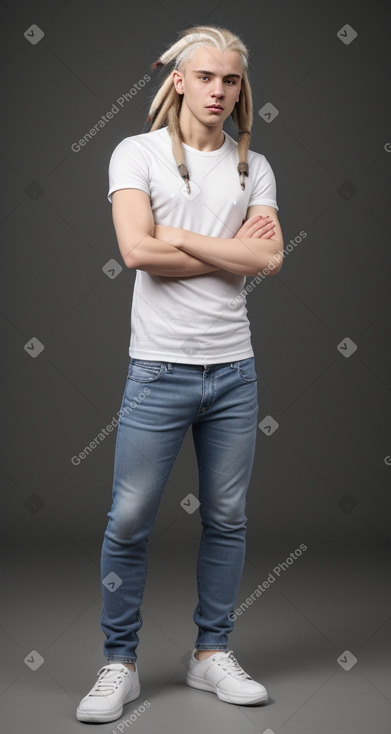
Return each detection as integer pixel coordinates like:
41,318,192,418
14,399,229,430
198,76,236,84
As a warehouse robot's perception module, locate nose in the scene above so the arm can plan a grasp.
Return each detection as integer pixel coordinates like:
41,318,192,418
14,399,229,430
211,79,224,98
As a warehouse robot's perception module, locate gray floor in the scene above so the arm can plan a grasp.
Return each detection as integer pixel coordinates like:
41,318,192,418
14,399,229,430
1,537,390,734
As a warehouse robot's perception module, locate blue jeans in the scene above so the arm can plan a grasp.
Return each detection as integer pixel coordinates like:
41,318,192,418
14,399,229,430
100,357,259,663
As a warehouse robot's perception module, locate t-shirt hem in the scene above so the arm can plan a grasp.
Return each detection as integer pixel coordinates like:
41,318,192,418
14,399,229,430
107,184,150,203
248,198,279,211
128,347,255,365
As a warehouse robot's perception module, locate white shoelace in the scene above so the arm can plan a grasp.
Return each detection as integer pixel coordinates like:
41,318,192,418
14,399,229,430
213,651,252,680
89,665,128,697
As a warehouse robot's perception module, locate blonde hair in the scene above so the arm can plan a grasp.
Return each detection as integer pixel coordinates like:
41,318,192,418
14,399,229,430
145,25,253,193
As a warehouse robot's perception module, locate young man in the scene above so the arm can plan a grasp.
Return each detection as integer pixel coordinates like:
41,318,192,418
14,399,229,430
77,25,283,723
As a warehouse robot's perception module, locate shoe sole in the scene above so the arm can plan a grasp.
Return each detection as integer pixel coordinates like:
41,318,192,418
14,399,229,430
186,672,268,705
76,685,141,723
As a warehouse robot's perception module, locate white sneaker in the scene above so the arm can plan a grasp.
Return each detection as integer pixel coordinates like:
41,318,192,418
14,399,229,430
186,649,268,705
76,663,140,723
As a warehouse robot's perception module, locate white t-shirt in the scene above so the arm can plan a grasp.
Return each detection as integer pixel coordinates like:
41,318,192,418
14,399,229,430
108,125,278,364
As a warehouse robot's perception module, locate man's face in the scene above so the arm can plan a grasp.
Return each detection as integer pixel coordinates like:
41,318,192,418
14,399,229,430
173,45,243,128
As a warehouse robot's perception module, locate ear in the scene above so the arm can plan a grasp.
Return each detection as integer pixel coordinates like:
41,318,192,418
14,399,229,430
172,70,184,95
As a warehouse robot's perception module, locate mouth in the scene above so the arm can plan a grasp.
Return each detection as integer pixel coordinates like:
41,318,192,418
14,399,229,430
206,105,224,113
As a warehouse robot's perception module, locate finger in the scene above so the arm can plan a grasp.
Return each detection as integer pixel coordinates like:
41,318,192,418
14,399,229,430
235,216,273,239
241,224,261,238
237,217,261,235
259,228,275,239
242,215,271,232
243,218,272,236
251,221,275,237
253,224,276,239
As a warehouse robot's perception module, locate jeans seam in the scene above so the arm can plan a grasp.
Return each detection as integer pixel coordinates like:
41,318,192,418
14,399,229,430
195,436,204,621
110,380,128,498
127,363,165,383
237,357,257,383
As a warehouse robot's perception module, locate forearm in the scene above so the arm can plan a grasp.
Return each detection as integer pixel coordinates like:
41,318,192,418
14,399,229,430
126,235,221,277
178,229,282,276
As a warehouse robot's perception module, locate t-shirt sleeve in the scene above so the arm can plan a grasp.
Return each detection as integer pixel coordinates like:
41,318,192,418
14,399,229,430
107,137,150,203
247,154,279,211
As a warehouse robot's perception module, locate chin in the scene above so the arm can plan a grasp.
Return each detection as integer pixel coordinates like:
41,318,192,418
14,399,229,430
203,112,226,124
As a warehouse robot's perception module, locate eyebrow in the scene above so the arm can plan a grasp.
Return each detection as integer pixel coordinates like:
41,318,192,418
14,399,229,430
192,69,241,79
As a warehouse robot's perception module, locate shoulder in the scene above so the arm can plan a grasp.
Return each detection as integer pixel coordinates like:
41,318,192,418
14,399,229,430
224,132,275,174
110,126,169,158
247,147,275,176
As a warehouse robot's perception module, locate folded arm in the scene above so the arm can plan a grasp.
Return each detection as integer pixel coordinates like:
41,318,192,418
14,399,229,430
155,204,284,277
111,189,283,278
112,189,220,277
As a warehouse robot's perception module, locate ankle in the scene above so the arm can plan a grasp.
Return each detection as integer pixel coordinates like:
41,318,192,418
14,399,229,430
124,663,136,672
195,649,220,661
109,661,136,672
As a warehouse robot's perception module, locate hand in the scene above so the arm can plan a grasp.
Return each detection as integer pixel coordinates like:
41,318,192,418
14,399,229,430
234,214,275,240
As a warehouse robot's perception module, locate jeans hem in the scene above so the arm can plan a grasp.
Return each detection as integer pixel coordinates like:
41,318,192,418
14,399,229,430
194,645,228,650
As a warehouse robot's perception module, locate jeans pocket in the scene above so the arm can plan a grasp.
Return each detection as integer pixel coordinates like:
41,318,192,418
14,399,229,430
236,357,258,383
128,359,165,383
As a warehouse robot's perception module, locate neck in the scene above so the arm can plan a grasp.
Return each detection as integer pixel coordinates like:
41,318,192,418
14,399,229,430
177,102,225,152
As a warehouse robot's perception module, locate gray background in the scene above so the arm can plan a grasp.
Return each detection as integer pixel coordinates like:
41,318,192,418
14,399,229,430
1,0,390,732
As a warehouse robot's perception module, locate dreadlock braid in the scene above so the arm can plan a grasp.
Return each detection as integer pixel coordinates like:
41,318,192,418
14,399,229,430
231,71,253,188
145,25,253,193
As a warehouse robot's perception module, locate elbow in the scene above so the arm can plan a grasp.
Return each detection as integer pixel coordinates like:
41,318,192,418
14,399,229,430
124,253,139,270
249,250,283,278
118,241,139,270
265,243,284,277
123,242,144,270
245,238,284,277
122,233,154,270
268,252,284,276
